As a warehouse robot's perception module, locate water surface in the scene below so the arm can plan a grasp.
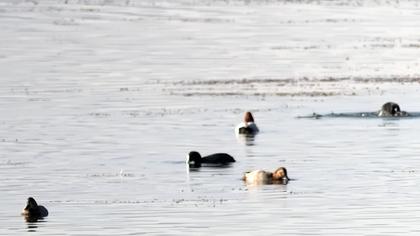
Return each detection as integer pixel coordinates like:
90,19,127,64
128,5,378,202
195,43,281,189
2,0,420,235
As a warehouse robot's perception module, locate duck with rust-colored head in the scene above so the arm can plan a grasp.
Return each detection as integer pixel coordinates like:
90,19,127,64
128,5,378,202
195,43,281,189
243,167,289,185
378,102,408,117
22,197,48,221
187,151,235,168
235,111,259,135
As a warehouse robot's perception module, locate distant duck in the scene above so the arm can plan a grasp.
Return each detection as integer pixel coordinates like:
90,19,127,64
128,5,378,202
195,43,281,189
235,112,259,135
22,197,48,220
187,151,236,168
378,102,408,117
243,167,289,185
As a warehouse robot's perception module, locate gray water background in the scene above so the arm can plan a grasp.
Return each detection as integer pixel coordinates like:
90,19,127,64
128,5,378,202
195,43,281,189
2,0,420,235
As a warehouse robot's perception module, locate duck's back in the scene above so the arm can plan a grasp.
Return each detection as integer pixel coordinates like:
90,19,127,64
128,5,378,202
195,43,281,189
38,205,48,217
244,170,271,184
202,153,235,164
236,122,259,135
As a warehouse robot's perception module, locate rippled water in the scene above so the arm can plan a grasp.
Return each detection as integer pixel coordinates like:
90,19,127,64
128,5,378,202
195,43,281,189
2,0,420,235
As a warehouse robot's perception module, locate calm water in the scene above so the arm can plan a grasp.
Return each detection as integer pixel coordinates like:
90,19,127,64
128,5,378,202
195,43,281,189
2,0,420,235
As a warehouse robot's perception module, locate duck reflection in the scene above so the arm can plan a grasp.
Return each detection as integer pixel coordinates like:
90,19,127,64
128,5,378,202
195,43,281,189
235,132,257,146
26,220,39,233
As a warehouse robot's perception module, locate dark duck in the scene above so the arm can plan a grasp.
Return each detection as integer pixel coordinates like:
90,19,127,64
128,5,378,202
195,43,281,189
22,197,48,221
187,151,236,168
378,102,408,117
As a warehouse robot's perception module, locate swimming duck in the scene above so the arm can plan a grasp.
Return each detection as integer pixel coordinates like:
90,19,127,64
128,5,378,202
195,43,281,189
243,167,289,185
378,102,408,117
235,112,259,135
22,197,48,219
187,151,236,168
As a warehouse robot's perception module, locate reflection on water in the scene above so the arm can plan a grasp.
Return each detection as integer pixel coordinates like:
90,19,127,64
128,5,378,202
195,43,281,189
26,223,38,233
245,182,289,192
25,219,47,233
235,133,257,146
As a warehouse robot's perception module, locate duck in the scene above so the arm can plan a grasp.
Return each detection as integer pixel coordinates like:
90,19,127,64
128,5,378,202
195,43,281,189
187,151,236,168
378,102,408,117
243,167,289,185
235,111,259,135
22,197,48,219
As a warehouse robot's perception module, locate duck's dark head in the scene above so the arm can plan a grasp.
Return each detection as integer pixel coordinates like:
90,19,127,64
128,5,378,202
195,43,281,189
381,102,401,116
273,167,289,181
25,197,38,211
244,112,255,123
187,151,202,168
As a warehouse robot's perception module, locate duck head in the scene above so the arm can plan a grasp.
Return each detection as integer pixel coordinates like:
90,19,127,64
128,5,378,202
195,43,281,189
24,197,38,213
272,167,289,181
187,151,202,168
244,111,255,123
380,102,401,116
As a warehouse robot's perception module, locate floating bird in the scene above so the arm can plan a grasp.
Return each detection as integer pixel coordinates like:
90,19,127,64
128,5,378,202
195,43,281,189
187,151,235,168
378,102,408,117
243,167,289,185
235,111,259,135
22,197,48,221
